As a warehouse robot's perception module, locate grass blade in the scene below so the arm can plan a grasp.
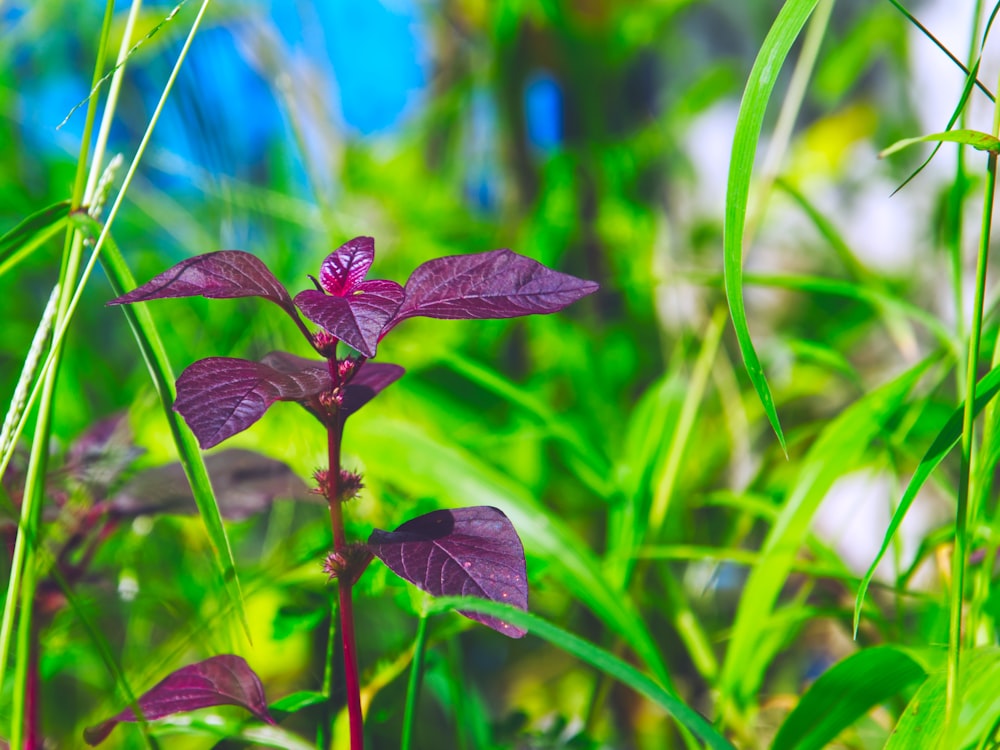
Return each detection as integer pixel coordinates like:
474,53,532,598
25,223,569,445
425,597,736,750
353,414,675,690
719,357,933,714
72,212,248,635
723,0,819,453
771,646,926,750
852,362,1000,634
0,201,70,279
880,129,1000,158
885,646,1000,749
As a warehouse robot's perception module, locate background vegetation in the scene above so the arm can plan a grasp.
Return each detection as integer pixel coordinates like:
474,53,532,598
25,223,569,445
3,0,1000,747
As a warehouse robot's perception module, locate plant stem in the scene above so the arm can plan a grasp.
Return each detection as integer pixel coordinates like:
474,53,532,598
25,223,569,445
401,609,429,750
25,614,39,750
326,420,364,749
338,582,363,749
946,145,997,735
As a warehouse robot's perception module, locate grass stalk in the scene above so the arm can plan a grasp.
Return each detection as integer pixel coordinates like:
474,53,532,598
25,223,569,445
3,1,117,741
400,609,430,750
946,86,1000,733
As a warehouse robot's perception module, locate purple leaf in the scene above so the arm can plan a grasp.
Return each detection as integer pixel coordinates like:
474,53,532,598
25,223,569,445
174,356,331,449
260,352,403,418
65,412,143,495
368,506,528,638
340,361,405,417
111,448,316,520
294,280,404,357
319,236,374,295
83,654,275,746
107,251,297,318
385,250,598,330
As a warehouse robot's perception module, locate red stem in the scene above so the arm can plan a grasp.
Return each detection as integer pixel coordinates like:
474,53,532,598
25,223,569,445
327,420,364,749
25,614,39,750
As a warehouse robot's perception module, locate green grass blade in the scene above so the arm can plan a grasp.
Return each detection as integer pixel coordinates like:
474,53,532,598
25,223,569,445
401,609,429,750
884,3,999,194
0,201,70,279
439,351,613,497
5,0,118,738
737,272,959,360
424,597,736,750
723,0,819,453
880,129,1000,158
885,646,1000,749
72,213,248,636
886,0,994,101
853,361,1000,637
353,414,674,691
771,646,926,750
719,358,933,713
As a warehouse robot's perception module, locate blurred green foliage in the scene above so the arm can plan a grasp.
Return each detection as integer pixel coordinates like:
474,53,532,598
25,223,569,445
4,0,998,747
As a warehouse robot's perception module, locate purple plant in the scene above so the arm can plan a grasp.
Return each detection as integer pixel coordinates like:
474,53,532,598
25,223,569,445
0,414,315,745
105,237,597,747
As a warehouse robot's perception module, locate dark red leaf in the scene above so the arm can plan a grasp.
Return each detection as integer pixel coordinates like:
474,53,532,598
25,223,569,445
64,412,143,495
260,352,403,421
319,236,374,296
294,280,404,357
83,654,275,745
111,448,316,520
385,250,598,329
107,251,297,318
174,357,331,449
368,506,528,638
257,350,326,376
340,361,405,417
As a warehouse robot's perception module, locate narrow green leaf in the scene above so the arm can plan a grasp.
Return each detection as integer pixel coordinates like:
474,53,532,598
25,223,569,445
724,0,819,453
719,358,932,710
772,646,926,750
885,3,1000,192
352,415,674,691
71,212,249,638
269,690,328,714
0,201,71,279
425,597,736,750
886,646,1000,749
880,129,1000,158
854,363,1000,636
738,272,958,359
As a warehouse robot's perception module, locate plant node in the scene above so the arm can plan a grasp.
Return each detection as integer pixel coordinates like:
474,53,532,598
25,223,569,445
313,329,338,358
338,470,364,501
323,544,374,585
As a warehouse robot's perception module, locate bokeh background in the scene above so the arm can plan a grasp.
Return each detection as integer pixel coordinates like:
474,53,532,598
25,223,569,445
2,0,998,747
